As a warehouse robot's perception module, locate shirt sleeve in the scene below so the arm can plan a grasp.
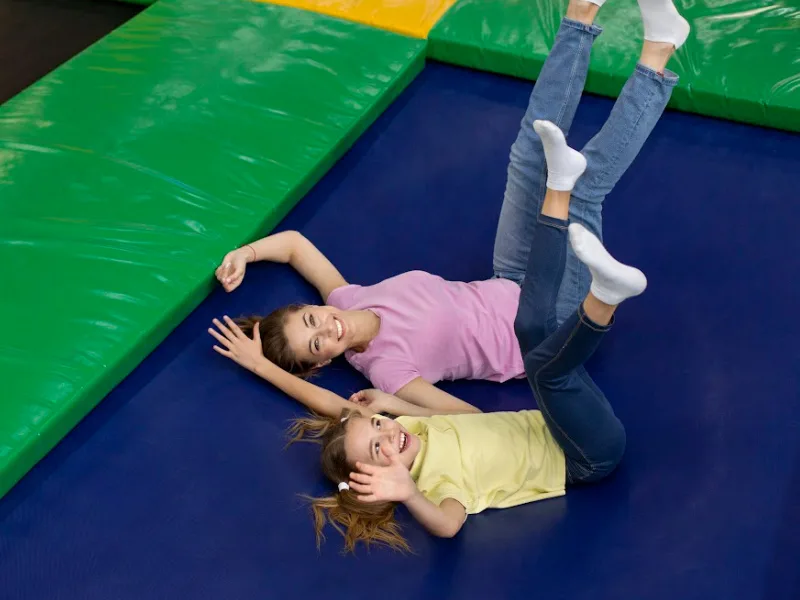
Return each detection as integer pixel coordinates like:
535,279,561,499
325,284,359,308
422,479,471,513
362,357,421,396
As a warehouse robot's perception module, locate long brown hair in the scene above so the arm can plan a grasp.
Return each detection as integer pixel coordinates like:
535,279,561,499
287,409,411,554
236,304,319,378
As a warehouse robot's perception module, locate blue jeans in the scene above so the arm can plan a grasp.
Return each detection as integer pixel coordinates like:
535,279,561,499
514,214,624,484
493,18,678,325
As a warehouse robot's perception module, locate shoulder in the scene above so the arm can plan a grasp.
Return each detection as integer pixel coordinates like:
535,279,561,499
325,283,361,308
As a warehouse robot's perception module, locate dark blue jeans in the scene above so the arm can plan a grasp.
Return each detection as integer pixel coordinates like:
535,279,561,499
514,214,626,484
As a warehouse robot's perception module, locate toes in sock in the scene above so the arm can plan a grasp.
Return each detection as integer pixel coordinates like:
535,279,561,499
638,0,690,48
569,223,647,306
533,120,587,192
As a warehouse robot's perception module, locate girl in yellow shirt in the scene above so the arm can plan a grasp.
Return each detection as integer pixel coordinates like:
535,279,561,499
208,0,688,552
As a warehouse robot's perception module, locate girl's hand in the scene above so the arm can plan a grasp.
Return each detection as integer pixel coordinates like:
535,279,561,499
215,247,253,293
348,389,398,414
349,445,417,504
208,316,264,372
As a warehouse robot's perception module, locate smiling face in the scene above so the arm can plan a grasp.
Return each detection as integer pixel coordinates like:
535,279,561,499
282,305,351,365
343,415,419,470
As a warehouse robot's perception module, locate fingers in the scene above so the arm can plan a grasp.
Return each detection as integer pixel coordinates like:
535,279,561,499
355,494,379,503
211,317,244,345
212,345,233,358
354,461,377,475
225,266,244,286
349,472,371,485
347,481,371,495
251,319,262,344
224,272,244,291
223,315,247,339
348,391,365,404
208,326,234,350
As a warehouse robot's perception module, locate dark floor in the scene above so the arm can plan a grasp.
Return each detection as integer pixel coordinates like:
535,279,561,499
0,0,142,104
1,58,798,599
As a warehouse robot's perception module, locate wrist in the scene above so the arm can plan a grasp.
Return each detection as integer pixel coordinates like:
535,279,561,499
251,355,271,375
402,485,423,505
240,244,257,263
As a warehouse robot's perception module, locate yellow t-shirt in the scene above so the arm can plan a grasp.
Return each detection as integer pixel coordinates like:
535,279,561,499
396,411,566,514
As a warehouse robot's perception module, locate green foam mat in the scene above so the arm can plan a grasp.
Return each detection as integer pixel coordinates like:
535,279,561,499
0,0,425,499
429,0,800,132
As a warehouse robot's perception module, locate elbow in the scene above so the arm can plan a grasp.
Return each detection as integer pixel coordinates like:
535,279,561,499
285,230,306,245
435,520,464,539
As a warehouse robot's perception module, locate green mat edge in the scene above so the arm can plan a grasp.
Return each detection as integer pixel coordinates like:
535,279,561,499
0,28,426,500
427,32,800,134
6,0,793,498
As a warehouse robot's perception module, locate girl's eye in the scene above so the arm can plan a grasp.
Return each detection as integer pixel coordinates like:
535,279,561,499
375,420,381,429
310,315,316,326
314,339,320,352
374,442,380,455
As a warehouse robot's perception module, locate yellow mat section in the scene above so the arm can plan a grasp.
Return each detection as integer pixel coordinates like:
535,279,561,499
257,0,458,38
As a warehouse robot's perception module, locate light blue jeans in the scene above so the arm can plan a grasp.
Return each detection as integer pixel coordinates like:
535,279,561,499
493,18,678,324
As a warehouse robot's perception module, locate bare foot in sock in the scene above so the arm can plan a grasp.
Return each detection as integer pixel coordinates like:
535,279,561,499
569,223,647,305
533,120,587,192
638,0,690,49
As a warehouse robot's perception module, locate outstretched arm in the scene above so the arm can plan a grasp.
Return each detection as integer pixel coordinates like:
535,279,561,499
216,231,347,300
349,388,478,417
394,378,481,414
208,316,372,420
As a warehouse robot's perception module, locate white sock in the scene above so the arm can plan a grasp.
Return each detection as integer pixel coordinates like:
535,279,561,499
569,223,647,306
533,120,587,192
638,0,690,49
585,0,606,6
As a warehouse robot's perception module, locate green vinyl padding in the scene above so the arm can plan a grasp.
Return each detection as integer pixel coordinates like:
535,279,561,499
0,0,425,499
429,0,800,132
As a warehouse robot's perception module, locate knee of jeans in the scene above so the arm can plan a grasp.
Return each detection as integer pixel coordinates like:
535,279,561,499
514,312,544,356
590,422,627,482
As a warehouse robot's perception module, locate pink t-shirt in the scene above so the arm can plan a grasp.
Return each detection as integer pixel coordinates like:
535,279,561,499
327,270,525,394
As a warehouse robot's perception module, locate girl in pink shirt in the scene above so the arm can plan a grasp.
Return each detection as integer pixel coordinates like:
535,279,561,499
214,230,526,413
212,0,682,415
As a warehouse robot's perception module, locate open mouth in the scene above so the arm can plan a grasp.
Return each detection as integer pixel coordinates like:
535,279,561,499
399,431,409,452
334,317,344,341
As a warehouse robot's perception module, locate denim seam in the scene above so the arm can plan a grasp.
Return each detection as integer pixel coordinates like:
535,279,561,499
532,320,593,472
592,80,657,194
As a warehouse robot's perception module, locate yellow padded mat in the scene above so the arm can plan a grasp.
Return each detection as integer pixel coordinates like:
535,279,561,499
257,0,458,38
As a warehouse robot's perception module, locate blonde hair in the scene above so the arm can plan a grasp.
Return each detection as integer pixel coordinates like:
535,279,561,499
287,408,411,554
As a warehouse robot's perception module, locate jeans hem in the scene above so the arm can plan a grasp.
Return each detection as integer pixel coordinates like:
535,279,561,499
561,17,603,37
538,213,570,230
635,63,679,87
578,303,614,332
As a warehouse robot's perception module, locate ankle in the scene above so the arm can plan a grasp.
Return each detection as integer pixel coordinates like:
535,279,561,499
583,294,615,326
542,190,571,220
566,0,599,25
639,41,673,73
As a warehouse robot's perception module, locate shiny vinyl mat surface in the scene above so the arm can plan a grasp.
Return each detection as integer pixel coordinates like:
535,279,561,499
0,0,424,498
429,0,800,131
1,62,798,599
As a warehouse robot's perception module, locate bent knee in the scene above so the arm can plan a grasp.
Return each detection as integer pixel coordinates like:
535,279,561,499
515,313,546,357
568,423,627,484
